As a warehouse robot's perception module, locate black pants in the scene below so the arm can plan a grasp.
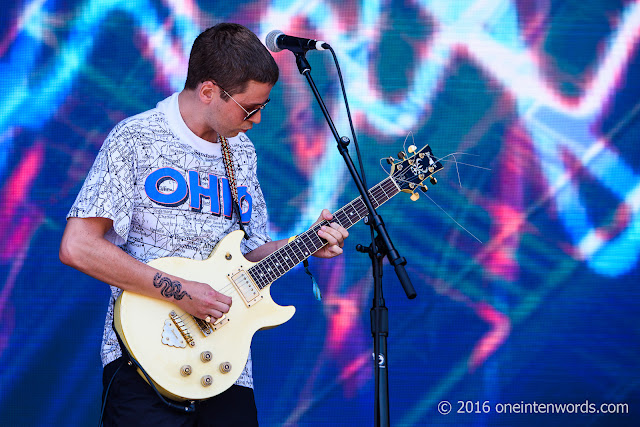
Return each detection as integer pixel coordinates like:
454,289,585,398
102,358,259,427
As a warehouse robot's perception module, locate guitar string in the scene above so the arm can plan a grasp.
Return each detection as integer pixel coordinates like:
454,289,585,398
248,179,397,290
383,150,487,244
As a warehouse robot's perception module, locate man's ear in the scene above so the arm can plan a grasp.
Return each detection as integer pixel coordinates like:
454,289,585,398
198,81,218,104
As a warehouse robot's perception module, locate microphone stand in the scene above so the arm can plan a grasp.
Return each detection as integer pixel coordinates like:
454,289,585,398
291,50,417,427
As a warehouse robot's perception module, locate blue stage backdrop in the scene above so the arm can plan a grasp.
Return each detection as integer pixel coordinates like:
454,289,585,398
1,1,639,426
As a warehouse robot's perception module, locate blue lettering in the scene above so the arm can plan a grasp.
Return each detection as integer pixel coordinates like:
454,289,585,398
221,177,233,218
238,186,252,224
188,170,220,213
145,168,188,207
220,178,252,223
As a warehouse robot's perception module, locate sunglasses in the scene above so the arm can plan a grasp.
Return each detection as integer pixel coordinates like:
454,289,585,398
220,87,270,121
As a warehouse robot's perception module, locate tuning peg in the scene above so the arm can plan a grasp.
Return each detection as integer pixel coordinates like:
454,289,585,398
410,192,420,201
407,145,417,154
398,151,407,159
430,176,437,185
420,185,429,193
386,157,394,164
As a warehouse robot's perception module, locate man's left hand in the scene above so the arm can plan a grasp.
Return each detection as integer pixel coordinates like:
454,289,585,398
313,209,349,259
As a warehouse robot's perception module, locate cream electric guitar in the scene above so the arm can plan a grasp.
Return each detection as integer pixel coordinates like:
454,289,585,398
114,144,443,401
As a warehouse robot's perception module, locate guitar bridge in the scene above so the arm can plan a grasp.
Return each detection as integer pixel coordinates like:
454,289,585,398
169,310,196,347
193,317,213,336
193,314,229,334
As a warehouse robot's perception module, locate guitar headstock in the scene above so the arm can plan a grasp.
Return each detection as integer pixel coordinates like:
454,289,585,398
388,144,443,201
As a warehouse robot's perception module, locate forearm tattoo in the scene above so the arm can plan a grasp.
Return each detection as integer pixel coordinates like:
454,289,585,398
153,273,192,301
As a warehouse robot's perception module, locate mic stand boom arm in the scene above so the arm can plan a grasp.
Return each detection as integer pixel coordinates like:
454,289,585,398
292,51,416,427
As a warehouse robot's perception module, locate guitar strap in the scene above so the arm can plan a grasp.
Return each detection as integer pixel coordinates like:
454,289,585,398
220,135,250,240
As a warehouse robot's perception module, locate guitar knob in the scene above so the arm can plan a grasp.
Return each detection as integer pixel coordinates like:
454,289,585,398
410,192,420,201
219,362,232,374
201,375,213,387
201,351,212,362
407,145,417,153
180,365,192,376
430,177,437,185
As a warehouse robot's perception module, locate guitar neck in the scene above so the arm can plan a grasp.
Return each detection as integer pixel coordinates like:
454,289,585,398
248,176,401,289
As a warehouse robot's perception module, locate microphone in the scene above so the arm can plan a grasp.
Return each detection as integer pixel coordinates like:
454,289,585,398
265,30,329,53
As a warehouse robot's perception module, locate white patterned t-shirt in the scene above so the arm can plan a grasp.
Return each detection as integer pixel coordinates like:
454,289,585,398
67,92,271,389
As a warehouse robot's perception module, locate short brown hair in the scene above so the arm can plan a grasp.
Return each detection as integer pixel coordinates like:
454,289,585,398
184,23,279,97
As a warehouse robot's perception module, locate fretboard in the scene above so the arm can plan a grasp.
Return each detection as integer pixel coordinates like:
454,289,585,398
248,175,401,289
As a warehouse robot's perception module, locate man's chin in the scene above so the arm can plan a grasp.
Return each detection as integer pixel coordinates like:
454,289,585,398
225,130,247,138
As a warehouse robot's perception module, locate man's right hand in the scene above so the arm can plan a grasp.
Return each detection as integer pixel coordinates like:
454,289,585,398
174,278,232,322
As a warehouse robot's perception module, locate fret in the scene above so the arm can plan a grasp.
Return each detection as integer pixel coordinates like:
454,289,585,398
287,241,305,265
370,190,384,208
262,258,277,282
252,264,268,288
332,198,359,227
332,212,345,228
332,210,349,228
279,248,296,270
302,236,323,256
355,198,369,217
382,179,398,198
270,251,287,276
298,233,316,257
372,181,391,206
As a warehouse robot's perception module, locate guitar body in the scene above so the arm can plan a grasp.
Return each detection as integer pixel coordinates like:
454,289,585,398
114,230,295,401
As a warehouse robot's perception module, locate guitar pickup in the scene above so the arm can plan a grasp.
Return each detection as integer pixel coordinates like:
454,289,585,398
229,269,262,307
